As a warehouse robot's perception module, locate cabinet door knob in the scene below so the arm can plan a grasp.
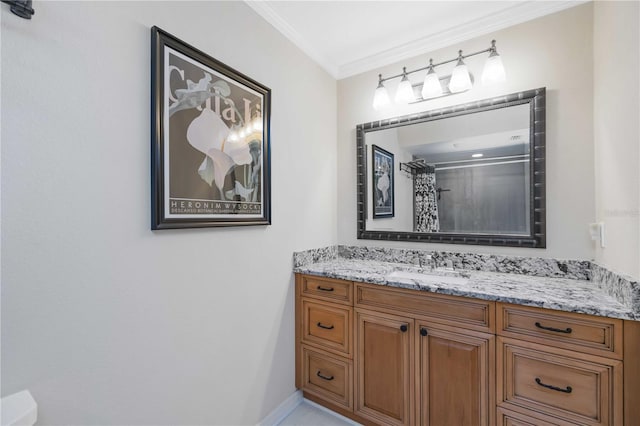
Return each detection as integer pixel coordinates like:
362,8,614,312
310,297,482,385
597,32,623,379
400,324,408,332
420,328,428,336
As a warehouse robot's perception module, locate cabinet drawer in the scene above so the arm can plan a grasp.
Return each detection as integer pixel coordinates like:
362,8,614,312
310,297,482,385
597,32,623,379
302,346,353,410
302,299,352,356
497,407,579,426
355,283,494,333
497,337,622,426
497,303,623,359
300,275,353,305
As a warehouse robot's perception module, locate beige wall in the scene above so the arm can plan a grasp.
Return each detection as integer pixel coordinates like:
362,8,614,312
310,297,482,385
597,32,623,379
337,3,596,259
593,1,640,280
1,2,336,424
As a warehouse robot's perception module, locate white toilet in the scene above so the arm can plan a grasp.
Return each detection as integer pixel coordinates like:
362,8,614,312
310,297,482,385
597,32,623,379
1,390,37,426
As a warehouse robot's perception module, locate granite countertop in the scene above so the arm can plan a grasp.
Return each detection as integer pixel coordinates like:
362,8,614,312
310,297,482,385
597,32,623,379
294,257,639,321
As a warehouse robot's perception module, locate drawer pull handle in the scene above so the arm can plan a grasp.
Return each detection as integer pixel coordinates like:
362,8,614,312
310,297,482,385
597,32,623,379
400,324,408,332
317,371,334,381
420,328,428,336
535,377,572,393
535,322,572,334
316,322,334,330
317,286,334,292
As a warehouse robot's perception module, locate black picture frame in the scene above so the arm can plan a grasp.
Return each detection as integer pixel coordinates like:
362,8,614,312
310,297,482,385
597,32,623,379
371,145,395,219
151,27,271,230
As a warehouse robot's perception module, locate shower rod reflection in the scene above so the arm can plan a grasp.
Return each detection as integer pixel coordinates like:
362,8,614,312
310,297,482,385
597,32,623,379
430,154,529,166
435,159,528,171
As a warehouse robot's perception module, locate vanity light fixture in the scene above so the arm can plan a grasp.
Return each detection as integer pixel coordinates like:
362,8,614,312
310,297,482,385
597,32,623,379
372,40,506,109
481,40,506,85
373,74,391,111
449,51,473,93
421,59,443,99
394,67,415,103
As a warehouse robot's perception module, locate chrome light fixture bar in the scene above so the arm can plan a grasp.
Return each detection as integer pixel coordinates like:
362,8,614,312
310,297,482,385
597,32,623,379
372,40,506,110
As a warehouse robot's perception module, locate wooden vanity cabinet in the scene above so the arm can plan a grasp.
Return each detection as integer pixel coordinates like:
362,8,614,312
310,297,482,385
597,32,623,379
295,275,354,412
354,283,496,426
295,274,637,425
496,303,625,426
296,274,495,425
353,310,495,426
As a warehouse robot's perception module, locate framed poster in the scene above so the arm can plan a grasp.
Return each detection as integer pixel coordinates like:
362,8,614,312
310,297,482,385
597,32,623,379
371,145,394,219
151,27,271,229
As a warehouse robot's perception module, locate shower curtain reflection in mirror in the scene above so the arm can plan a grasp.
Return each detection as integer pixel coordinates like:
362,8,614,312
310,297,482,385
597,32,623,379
414,166,440,232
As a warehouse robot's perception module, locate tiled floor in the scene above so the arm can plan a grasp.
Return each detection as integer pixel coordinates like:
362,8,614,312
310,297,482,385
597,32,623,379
277,401,361,426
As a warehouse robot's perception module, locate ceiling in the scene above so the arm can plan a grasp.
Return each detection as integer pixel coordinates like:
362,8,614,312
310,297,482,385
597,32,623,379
246,0,586,79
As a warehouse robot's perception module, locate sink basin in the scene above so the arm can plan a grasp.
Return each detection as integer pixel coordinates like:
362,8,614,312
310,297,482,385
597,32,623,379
386,270,469,285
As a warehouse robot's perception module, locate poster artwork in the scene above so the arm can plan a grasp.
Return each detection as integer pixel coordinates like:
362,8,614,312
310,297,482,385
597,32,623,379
152,28,269,229
164,47,265,219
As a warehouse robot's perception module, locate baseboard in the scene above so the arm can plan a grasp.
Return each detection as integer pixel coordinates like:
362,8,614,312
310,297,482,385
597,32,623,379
303,398,362,425
256,390,303,426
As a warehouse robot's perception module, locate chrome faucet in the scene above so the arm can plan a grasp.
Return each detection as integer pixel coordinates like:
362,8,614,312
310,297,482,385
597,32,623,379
419,254,433,270
439,259,455,271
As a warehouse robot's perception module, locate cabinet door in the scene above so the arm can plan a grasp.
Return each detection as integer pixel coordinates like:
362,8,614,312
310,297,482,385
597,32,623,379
355,309,414,426
418,322,495,426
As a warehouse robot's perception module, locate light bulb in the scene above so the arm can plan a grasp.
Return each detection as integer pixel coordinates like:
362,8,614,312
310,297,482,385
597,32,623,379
449,52,472,93
395,67,415,104
228,131,239,142
372,74,390,110
421,61,442,99
481,51,506,85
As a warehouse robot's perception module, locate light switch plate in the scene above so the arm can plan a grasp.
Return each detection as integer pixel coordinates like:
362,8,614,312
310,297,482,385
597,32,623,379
589,222,605,248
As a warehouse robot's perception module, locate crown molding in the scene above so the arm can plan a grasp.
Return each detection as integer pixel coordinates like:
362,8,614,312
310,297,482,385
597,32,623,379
337,0,588,79
244,0,340,78
245,0,588,81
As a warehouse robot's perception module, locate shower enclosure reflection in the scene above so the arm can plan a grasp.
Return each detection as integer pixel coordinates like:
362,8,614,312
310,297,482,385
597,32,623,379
357,88,546,247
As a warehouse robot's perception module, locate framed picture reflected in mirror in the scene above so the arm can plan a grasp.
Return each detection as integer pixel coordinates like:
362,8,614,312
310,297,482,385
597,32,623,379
371,144,394,219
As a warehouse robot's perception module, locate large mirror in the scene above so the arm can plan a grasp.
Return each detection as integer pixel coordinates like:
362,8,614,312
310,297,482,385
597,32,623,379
356,88,546,247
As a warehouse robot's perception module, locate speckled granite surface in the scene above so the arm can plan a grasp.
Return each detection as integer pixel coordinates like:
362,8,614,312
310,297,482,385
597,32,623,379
336,246,591,280
292,246,337,268
591,263,640,313
292,246,640,321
